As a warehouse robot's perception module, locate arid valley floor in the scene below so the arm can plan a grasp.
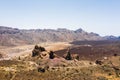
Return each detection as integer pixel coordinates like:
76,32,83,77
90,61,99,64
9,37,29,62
0,40,120,80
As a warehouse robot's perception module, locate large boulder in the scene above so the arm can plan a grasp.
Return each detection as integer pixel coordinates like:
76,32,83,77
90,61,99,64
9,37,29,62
32,45,46,57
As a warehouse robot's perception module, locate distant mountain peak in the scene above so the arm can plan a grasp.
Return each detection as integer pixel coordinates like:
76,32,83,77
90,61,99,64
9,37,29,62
90,32,99,36
75,28,84,33
104,35,118,40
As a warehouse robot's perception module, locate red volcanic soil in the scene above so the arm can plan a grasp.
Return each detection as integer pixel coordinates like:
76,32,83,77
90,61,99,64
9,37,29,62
55,40,120,61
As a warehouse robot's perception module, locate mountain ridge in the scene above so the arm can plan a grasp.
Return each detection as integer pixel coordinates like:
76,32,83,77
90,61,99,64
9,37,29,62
0,26,103,46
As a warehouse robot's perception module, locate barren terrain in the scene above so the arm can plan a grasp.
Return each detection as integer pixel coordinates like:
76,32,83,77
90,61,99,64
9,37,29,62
0,40,120,80
0,42,71,60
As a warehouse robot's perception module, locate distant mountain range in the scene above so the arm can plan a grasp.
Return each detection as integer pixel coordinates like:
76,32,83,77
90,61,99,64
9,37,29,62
103,35,120,40
0,26,118,46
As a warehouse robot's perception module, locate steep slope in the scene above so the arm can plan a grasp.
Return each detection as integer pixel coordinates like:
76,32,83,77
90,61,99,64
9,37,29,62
0,26,103,46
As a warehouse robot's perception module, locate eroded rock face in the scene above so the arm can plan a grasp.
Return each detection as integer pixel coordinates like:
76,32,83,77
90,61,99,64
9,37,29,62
32,45,46,57
40,51,49,59
0,26,103,46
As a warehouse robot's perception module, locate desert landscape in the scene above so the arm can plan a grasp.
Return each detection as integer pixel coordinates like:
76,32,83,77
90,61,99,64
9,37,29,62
0,26,120,80
0,0,120,80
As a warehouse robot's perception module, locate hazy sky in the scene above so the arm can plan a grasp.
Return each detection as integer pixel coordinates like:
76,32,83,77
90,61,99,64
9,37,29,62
0,0,120,36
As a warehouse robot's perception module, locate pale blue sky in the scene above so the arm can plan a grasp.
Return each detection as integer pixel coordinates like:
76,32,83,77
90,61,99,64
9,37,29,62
0,0,120,36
